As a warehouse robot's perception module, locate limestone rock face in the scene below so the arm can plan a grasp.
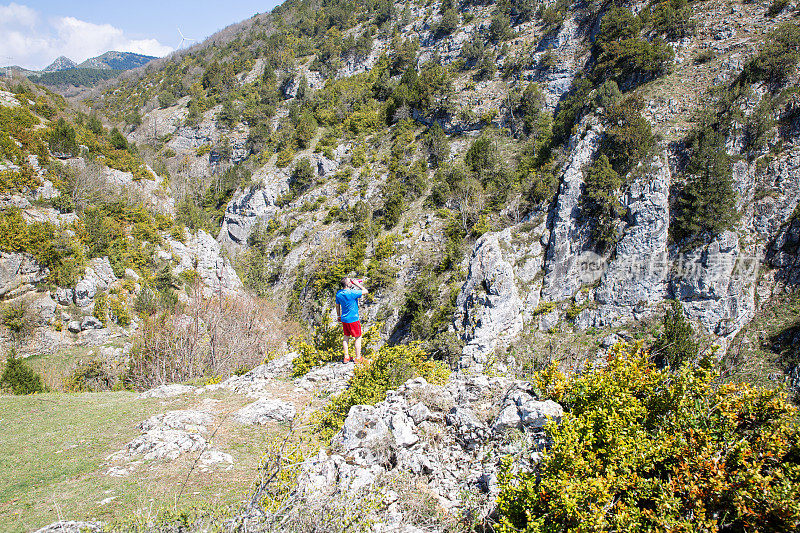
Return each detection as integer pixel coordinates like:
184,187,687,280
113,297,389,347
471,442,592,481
218,171,287,245
541,118,605,301
74,257,117,307
673,231,758,336
590,154,671,325
767,216,800,285
167,230,243,295
454,222,546,369
0,253,45,299
455,233,524,368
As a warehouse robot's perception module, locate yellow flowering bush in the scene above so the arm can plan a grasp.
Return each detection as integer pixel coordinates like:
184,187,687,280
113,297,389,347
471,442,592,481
497,342,800,532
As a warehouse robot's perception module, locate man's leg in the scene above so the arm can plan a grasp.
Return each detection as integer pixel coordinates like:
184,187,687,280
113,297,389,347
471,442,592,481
343,336,351,362
354,335,362,362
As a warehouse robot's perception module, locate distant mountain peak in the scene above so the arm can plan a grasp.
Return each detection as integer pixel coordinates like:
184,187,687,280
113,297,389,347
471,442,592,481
78,51,157,71
43,56,77,72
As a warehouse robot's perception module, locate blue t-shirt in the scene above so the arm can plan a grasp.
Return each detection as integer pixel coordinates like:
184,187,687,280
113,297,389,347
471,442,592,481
336,289,363,323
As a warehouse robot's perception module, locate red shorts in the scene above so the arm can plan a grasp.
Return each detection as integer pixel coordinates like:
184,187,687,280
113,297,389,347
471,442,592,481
342,321,362,338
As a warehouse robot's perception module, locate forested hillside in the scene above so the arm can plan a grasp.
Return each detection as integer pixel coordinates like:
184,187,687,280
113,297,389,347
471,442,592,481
2,0,800,530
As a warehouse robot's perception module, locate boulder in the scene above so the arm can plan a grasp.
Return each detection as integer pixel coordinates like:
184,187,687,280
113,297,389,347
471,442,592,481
234,398,296,424
519,400,564,428
67,320,81,333
334,405,394,466
137,384,197,399
80,316,103,330
445,407,488,449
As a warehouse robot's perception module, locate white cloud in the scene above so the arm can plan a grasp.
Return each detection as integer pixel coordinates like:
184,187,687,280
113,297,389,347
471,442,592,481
0,3,173,70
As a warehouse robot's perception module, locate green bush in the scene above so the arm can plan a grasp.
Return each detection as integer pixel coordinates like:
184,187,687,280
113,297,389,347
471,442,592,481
316,342,450,438
652,300,698,368
497,343,800,532
602,95,655,175
740,23,800,84
582,155,623,249
671,123,738,244
1,350,47,394
48,118,78,156
109,127,128,150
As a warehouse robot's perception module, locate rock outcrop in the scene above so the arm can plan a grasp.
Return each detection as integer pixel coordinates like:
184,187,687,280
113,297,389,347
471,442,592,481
167,230,243,295
0,253,45,299
541,118,605,301
294,374,560,526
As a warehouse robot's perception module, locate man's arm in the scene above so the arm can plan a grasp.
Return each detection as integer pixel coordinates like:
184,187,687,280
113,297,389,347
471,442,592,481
336,302,342,321
351,278,368,295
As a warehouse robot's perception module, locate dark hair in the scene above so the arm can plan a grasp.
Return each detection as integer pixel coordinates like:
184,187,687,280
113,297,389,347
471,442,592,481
340,278,349,288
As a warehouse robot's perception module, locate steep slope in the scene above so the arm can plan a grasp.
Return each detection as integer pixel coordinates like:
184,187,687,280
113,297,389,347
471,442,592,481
85,0,799,372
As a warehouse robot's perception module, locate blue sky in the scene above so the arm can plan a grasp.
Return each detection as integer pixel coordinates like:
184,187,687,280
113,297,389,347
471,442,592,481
1,1,283,70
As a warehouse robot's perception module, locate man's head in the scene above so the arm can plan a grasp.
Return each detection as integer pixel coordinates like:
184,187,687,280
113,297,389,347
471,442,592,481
340,277,351,289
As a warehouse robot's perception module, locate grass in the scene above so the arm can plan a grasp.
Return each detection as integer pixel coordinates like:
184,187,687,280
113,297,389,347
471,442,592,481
0,385,302,532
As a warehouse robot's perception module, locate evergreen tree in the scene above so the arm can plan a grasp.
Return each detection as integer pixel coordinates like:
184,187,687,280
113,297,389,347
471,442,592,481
583,154,623,249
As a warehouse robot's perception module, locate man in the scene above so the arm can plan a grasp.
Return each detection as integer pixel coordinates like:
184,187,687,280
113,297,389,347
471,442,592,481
335,277,368,363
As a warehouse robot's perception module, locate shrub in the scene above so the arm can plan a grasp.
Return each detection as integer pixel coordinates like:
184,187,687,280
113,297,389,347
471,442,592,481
652,300,698,368
0,301,34,343
602,95,655,175
497,343,800,532
489,12,513,42
434,8,459,37
290,158,314,195
582,154,623,249
109,128,128,150
740,23,800,85
671,123,738,244
1,350,47,394
48,118,78,156
93,292,107,325
65,359,117,392
316,342,450,438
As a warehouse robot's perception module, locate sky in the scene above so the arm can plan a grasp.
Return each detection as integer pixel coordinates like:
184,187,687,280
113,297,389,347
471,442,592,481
1,1,283,70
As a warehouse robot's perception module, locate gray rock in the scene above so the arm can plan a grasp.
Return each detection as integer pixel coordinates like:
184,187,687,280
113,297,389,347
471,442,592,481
446,407,488,448
74,257,117,307
519,400,563,428
407,402,432,425
492,404,523,433
137,384,197,399
388,412,418,448
34,521,103,533
32,294,56,324
334,405,394,466
80,316,103,330
167,230,243,296
591,154,671,325
234,398,296,424
139,410,214,433
125,427,207,461
454,233,525,367
541,118,605,301
54,287,73,305
67,320,81,333
0,252,45,299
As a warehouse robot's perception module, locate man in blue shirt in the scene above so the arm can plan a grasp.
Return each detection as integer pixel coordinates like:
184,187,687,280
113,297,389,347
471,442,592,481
335,277,368,363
